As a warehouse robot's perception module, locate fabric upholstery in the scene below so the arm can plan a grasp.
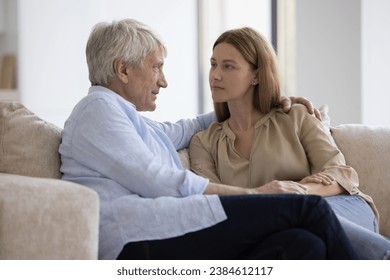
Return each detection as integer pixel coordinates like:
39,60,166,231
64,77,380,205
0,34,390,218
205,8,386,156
0,102,62,179
331,124,390,237
0,173,99,259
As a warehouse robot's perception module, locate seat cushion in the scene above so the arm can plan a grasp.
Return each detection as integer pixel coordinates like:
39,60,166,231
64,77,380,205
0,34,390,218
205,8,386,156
0,102,62,179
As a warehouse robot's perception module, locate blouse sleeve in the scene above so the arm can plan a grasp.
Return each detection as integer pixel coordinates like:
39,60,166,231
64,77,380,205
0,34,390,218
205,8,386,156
189,130,222,184
297,108,359,193
66,98,209,198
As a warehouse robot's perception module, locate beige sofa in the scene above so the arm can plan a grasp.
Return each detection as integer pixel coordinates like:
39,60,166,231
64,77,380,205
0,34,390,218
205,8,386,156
0,101,389,260
0,102,99,259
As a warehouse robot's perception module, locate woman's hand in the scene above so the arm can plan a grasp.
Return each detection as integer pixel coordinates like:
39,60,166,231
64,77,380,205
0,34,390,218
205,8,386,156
253,180,308,195
300,172,335,185
279,96,322,121
299,173,347,197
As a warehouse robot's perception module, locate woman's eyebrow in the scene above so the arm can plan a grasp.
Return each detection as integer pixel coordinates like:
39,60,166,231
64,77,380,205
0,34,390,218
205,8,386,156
210,57,238,64
222,59,238,64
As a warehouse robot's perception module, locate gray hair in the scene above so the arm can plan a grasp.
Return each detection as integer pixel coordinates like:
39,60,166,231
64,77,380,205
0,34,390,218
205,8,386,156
86,18,167,86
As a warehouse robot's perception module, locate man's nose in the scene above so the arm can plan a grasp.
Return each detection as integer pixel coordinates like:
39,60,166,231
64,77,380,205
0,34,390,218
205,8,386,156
158,73,168,88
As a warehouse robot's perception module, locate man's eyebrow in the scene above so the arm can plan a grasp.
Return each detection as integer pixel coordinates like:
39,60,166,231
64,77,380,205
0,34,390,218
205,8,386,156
153,60,164,67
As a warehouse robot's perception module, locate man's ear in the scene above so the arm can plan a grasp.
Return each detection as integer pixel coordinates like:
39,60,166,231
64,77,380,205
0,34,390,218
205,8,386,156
113,58,129,84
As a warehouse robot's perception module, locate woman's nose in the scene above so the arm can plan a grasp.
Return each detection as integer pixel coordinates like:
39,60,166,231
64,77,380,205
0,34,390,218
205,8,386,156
210,68,221,81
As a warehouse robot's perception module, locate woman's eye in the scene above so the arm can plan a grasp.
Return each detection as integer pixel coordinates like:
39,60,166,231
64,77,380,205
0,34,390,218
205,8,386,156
224,64,233,69
210,62,217,68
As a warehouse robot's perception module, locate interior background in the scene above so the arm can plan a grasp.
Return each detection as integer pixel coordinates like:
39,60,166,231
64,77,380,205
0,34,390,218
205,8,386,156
0,0,389,128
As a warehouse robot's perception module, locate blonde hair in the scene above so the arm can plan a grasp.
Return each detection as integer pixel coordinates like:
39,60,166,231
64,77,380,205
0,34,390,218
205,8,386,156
86,19,167,86
212,27,281,122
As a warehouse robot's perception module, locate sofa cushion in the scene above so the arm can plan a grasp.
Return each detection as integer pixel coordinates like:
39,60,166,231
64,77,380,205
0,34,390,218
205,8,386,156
0,102,62,179
331,124,390,237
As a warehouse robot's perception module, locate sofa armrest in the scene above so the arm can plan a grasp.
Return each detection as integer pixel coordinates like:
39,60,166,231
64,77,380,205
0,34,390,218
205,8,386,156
0,173,99,259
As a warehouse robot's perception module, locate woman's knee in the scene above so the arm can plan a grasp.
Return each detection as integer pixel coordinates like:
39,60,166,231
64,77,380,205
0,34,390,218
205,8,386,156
325,195,377,232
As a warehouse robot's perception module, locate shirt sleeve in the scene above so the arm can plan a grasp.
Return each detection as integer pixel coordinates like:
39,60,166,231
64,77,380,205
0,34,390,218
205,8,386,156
189,127,223,184
67,98,209,198
297,108,359,193
150,112,217,150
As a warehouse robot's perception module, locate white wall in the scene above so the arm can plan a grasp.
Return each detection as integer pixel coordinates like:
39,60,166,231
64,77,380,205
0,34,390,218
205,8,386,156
362,0,390,126
295,0,390,126
296,0,362,125
15,0,390,127
17,0,198,127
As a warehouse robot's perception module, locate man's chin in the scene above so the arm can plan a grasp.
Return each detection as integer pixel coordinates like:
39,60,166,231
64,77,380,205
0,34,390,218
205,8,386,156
146,103,157,112
136,104,156,112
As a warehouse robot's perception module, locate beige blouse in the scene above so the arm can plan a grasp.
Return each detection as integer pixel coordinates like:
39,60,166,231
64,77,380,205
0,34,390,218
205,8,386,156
189,104,378,218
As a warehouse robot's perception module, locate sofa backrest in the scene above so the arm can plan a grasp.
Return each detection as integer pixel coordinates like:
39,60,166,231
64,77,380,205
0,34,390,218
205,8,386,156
0,101,62,179
331,124,390,238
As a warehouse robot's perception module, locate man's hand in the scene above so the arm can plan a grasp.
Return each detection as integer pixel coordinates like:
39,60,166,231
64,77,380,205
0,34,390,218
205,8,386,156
279,96,322,121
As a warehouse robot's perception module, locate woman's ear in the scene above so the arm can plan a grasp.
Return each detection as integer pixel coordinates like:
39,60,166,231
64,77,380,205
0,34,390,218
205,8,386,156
252,69,259,85
113,58,129,84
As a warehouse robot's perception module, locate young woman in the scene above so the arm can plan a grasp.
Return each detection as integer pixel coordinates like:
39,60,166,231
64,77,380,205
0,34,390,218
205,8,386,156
189,27,390,260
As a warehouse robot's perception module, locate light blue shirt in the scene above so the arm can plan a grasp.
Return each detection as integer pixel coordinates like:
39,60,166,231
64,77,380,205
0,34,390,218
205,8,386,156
59,86,227,259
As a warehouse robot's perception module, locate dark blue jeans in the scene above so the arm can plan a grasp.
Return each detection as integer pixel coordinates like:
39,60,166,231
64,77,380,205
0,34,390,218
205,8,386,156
117,194,359,260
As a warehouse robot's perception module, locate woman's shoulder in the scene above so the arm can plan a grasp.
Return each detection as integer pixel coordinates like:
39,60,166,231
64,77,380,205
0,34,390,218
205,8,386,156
275,104,314,121
266,105,320,134
192,121,225,144
189,121,226,156
284,103,310,114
